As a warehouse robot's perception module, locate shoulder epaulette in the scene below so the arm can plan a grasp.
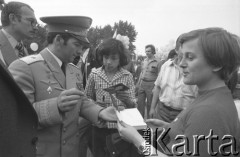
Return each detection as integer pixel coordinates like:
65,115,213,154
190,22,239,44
20,54,44,65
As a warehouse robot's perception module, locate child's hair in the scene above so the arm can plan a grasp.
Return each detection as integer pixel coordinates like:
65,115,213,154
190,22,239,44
96,38,129,67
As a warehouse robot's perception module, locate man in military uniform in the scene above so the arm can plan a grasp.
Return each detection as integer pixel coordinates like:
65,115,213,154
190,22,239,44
137,44,163,118
9,16,117,157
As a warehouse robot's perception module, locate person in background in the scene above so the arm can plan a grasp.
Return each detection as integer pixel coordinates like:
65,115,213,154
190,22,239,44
134,56,144,85
149,35,198,122
9,16,117,157
123,52,135,74
118,28,240,157
85,38,138,157
137,44,163,118
166,49,177,60
0,0,38,66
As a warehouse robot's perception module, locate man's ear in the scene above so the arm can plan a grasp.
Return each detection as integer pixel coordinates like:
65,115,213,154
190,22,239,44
9,13,19,25
54,34,64,45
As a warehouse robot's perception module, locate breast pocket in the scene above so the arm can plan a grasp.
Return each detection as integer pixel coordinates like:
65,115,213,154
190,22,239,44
150,66,157,73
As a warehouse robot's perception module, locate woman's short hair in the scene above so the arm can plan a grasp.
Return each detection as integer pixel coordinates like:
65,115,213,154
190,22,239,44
96,38,129,67
179,27,240,82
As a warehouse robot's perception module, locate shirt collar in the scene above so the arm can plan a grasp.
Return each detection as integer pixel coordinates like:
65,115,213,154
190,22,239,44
2,29,19,48
146,56,156,62
46,48,62,67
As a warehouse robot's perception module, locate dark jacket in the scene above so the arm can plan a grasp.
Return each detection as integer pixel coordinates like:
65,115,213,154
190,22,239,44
0,59,38,157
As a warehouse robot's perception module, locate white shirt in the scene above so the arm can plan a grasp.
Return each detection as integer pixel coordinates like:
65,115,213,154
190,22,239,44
154,59,198,110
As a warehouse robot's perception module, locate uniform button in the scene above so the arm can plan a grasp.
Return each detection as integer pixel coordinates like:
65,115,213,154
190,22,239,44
63,140,66,145
31,137,38,145
63,127,66,132
112,151,115,155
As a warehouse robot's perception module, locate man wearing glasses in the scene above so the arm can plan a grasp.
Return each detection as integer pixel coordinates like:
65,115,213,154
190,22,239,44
0,1,38,67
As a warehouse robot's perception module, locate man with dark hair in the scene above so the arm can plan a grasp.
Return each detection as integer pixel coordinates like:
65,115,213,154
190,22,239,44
0,0,38,67
9,16,117,157
137,44,163,118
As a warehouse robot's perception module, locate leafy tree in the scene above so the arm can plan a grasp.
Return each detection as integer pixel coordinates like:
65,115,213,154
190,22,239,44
87,20,137,52
113,20,138,52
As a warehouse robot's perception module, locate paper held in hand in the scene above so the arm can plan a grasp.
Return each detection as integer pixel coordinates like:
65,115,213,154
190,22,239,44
116,108,147,130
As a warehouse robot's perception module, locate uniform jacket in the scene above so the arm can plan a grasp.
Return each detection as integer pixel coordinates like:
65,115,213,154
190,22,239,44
9,48,102,157
0,59,38,157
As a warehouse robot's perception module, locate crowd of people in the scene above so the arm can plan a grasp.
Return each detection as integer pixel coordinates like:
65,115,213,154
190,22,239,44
0,1,240,157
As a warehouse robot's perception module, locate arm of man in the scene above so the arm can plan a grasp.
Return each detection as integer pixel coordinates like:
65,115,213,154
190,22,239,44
9,59,63,127
79,97,117,124
149,85,161,118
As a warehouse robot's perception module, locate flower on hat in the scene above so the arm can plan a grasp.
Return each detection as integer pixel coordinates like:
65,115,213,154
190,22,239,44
115,34,130,49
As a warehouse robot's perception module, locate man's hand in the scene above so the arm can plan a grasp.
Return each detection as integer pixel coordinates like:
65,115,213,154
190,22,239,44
57,88,84,113
145,119,169,130
98,106,117,121
149,108,155,118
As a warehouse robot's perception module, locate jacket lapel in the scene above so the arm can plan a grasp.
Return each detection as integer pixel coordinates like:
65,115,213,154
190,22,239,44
40,49,66,88
0,30,18,67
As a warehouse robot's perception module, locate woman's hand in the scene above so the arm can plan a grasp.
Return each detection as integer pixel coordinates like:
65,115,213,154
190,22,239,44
145,119,169,130
117,121,145,146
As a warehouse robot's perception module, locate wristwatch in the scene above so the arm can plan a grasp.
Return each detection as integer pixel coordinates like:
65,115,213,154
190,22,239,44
137,141,149,155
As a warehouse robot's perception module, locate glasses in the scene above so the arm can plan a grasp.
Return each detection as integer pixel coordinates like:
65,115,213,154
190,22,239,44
14,14,39,27
23,17,39,27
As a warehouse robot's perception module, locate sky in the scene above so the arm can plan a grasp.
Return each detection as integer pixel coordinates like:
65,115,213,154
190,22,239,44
4,0,240,55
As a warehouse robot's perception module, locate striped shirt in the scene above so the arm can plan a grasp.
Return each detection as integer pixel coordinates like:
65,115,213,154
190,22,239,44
85,67,136,128
155,59,198,110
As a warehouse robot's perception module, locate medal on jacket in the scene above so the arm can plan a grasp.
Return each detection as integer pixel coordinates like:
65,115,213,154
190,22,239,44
47,85,52,94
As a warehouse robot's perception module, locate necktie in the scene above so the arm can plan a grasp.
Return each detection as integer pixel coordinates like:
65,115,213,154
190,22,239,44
61,63,66,75
15,42,25,58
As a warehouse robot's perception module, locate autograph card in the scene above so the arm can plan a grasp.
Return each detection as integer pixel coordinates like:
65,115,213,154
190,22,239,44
103,83,129,94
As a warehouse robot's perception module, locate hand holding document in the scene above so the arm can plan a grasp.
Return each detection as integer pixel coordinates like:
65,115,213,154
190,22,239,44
104,84,147,130
103,83,129,94
116,108,147,130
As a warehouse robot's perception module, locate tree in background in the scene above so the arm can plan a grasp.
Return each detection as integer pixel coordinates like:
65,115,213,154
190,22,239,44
113,20,137,52
87,20,137,52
